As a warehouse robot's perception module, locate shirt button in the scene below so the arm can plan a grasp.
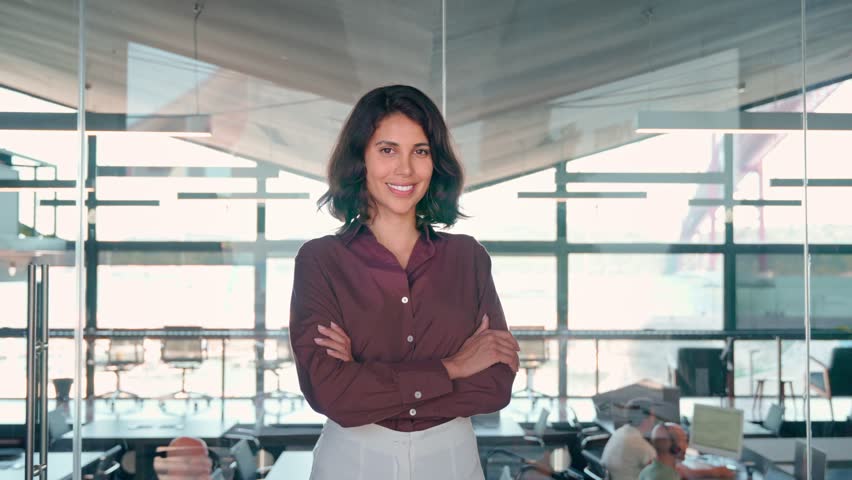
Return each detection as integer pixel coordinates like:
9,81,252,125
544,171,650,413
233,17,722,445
409,408,417,416
414,391,422,399
406,335,414,343
401,296,409,304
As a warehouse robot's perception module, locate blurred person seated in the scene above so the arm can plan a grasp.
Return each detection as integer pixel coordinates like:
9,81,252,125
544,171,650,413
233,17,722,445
601,397,657,480
640,423,683,480
154,436,214,480
639,423,734,480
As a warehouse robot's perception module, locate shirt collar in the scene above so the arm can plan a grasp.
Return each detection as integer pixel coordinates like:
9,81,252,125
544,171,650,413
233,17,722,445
338,219,441,246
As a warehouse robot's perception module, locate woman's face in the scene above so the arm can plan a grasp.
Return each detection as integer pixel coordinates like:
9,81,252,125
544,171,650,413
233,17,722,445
364,113,434,223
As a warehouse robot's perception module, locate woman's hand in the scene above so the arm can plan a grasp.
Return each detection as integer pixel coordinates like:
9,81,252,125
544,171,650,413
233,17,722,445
314,322,353,362
441,314,520,380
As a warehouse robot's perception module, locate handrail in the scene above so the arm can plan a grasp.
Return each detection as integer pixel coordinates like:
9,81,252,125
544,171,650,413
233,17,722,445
1,327,850,341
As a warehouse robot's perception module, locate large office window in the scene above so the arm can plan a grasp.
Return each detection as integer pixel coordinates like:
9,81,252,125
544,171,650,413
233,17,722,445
568,254,723,330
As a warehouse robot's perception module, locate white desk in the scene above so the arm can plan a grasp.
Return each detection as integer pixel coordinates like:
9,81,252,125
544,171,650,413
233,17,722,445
0,452,102,480
744,438,852,466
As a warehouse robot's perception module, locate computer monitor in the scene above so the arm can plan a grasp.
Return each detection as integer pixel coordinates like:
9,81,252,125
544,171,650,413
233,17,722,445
689,404,744,459
794,441,826,480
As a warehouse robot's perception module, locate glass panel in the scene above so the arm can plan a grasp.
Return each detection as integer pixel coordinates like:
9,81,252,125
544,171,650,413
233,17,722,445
266,257,295,331
566,134,724,244
91,339,254,402
493,256,557,329
568,340,724,398
98,264,255,329
807,3,852,456
450,169,557,241
568,254,723,330
265,173,337,241
737,254,852,330
0,0,84,474
95,176,258,242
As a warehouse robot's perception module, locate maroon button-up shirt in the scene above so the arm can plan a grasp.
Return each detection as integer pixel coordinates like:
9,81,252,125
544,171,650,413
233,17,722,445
289,221,515,432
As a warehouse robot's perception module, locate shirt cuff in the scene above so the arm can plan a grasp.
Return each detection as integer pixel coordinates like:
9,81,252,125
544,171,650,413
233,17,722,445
396,359,453,404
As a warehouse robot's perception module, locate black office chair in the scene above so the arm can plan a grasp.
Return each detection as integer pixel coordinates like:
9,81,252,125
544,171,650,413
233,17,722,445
96,338,145,408
808,347,852,421
581,449,610,480
672,348,728,400
158,327,212,410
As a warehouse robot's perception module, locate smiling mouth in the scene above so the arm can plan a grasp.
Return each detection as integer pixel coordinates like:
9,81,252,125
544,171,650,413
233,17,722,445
386,183,415,194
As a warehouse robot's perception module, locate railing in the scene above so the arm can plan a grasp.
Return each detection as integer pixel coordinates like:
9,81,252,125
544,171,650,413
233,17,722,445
1,327,850,340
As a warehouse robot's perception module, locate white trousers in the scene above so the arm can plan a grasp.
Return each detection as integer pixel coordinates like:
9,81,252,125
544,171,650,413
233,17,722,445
309,417,485,480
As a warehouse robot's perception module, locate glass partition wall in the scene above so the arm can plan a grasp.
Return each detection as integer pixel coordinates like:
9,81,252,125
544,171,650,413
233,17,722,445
1,1,850,478
0,0,86,477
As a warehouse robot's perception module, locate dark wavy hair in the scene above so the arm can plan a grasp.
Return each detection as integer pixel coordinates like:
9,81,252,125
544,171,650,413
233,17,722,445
318,85,465,231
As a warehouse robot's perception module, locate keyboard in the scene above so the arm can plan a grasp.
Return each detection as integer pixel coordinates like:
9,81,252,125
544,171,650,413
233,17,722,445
684,454,739,471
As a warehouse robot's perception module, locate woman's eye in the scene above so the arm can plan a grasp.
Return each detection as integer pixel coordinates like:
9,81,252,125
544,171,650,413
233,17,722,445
380,147,394,154
415,149,431,156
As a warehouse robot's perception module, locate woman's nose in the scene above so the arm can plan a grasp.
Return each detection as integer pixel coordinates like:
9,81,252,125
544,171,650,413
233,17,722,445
395,155,413,175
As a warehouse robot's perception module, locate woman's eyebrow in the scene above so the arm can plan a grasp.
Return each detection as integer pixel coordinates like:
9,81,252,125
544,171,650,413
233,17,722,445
374,140,430,147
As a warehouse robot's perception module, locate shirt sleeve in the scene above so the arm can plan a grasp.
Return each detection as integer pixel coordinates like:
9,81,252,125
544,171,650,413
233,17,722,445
410,240,516,418
290,247,454,428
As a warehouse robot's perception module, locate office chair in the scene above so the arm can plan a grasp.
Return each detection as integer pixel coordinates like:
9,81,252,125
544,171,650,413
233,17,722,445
672,348,728,401
762,403,784,437
581,449,610,480
221,436,272,480
158,327,212,410
257,334,302,403
512,326,553,402
753,378,797,420
808,346,852,421
96,338,145,408
90,445,123,480
47,409,71,446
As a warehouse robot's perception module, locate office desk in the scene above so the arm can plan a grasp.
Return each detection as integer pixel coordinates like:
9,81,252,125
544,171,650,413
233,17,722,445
64,418,234,443
595,418,775,438
59,419,236,480
744,438,852,467
472,419,527,445
0,452,102,480
266,451,312,480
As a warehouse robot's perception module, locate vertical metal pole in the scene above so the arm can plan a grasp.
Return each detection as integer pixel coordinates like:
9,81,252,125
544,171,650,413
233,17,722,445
39,265,49,477
74,0,88,478
722,134,737,402
85,136,98,402
25,265,37,479
556,164,568,399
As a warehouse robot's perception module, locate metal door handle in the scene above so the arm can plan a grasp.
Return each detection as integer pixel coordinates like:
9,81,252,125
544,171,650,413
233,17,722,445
39,265,49,478
25,265,50,479
25,265,37,478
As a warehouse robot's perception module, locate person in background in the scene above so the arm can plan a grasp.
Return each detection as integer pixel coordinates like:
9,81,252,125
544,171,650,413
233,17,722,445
639,423,684,480
638,422,736,480
601,397,657,480
153,436,214,480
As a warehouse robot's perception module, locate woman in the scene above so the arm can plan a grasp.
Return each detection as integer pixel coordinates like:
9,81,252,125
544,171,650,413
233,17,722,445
289,85,520,480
